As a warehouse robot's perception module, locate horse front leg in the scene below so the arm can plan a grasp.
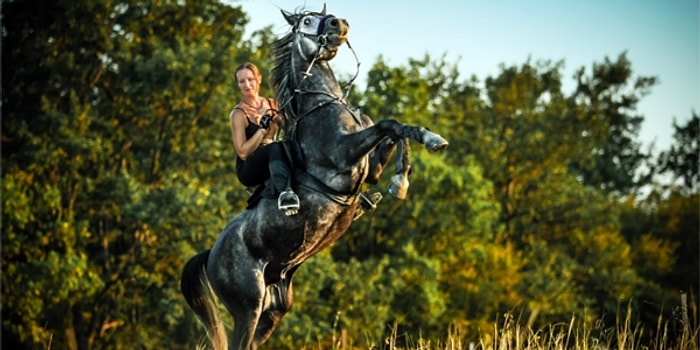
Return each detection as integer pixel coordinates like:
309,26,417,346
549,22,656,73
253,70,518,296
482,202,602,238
366,137,398,184
388,138,411,199
343,119,447,200
343,119,448,163
383,121,448,152
368,120,447,199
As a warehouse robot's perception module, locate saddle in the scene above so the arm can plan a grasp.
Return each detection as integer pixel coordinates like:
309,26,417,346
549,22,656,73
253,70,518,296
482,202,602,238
245,141,383,218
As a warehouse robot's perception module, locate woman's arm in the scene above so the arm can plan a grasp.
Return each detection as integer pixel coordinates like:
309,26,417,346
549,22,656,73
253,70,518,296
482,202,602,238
230,108,269,160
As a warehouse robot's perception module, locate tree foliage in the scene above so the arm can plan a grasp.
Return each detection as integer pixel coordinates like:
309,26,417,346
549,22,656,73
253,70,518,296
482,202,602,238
657,112,699,194
569,53,657,195
3,0,252,348
2,1,696,348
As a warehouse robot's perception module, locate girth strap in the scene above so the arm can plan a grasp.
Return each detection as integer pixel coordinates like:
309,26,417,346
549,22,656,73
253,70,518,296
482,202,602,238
295,171,359,206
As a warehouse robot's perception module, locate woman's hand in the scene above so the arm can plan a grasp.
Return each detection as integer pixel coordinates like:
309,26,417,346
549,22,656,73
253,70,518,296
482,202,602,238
258,128,273,146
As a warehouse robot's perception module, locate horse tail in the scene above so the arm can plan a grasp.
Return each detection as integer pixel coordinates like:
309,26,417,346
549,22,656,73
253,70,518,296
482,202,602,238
181,250,228,350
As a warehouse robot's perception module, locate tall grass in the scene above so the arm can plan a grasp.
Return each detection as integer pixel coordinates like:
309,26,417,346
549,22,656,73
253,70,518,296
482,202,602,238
370,308,699,350
189,302,698,350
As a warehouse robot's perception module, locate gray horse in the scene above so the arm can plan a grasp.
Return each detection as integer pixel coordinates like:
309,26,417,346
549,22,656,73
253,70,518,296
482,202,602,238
180,5,448,349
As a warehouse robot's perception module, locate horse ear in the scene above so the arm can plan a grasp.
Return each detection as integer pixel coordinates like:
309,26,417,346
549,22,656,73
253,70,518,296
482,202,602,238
281,9,295,26
321,3,326,15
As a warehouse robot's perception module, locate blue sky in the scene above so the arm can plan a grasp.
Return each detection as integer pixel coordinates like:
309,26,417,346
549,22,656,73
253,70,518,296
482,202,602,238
233,0,699,153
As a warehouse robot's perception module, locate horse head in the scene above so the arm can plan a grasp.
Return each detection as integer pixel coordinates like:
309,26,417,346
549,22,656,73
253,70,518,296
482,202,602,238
272,5,351,138
281,5,349,60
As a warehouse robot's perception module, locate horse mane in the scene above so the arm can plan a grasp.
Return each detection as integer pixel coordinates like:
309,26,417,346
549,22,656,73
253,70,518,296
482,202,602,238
270,26,296,139
270,9,327,140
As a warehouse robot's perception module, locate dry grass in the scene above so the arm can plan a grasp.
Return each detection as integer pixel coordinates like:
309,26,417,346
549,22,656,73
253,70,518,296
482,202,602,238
192,305,698,350
377,311,698,350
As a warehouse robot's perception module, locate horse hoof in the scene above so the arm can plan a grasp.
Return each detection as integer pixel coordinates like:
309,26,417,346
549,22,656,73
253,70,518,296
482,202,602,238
388,174,409,200
424,133,449,152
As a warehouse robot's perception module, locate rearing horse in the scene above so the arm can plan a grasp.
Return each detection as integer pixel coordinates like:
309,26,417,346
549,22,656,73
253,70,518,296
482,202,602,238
181,6,448,350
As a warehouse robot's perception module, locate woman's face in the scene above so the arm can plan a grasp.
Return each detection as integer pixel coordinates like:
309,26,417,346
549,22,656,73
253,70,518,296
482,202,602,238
236,68,259,98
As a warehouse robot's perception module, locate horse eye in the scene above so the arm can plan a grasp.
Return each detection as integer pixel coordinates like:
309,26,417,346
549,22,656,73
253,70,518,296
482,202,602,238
303,18,311,25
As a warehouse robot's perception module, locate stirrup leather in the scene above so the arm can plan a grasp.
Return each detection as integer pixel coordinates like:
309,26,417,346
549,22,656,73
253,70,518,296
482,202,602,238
278,190,300,216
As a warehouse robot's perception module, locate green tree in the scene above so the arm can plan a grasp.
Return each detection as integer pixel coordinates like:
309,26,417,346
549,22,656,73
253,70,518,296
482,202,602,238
3,0,685,345
296,53,653,342
310,56,505,343
449,57,646,327
2,0,251,348
622,112,700,327
569,52,657,195
657,112,699,194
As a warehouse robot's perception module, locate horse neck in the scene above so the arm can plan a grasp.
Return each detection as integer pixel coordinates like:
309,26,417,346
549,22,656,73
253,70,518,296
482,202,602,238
295,61,343,103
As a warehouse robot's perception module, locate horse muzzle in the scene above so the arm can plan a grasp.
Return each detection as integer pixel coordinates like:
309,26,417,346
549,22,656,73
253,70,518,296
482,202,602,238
319,15,349,49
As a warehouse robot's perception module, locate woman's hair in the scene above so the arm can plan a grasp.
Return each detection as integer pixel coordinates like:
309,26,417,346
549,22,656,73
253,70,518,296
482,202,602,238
235,62,262,84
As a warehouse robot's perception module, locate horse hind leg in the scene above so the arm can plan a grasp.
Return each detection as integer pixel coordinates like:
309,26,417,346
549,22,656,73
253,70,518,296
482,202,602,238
253,276,296,346
214,278,264,350
181,250,229,350
229,306,262,350
213,260,265,350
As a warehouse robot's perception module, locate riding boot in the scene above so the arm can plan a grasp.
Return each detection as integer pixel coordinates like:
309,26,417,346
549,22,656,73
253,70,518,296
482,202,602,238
269,146,300,216
353,189,383,221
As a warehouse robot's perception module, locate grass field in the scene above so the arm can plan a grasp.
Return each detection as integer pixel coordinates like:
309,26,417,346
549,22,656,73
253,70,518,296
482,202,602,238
192,303,699,350
366,311,698,350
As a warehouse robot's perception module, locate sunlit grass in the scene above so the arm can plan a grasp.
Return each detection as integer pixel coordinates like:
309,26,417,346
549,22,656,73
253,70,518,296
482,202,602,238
311,302,698,350
369,312,699,350
190,305,698,350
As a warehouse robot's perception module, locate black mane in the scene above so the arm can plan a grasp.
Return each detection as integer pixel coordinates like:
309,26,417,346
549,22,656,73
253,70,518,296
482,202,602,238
270,26,296,139
270,9,327,139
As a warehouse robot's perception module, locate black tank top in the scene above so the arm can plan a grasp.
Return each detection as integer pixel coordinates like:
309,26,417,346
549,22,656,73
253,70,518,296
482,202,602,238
242,117,261,140
234,110,264,171
235,97,273,140
233,97,276,167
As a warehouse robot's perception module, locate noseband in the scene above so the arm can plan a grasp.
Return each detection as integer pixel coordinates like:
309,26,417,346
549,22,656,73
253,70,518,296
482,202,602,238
292,14,337,63
316,15,333,35
291,14,359,89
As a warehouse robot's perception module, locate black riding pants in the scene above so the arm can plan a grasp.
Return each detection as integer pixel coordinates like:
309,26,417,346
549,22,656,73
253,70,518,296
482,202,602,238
236,142,291,194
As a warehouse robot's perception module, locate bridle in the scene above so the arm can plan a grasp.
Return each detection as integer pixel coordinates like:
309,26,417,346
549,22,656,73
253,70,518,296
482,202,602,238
280,13,362,127
292,15,331,66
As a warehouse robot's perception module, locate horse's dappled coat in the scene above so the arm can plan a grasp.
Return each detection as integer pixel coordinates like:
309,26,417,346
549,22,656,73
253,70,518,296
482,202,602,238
180,6,448,350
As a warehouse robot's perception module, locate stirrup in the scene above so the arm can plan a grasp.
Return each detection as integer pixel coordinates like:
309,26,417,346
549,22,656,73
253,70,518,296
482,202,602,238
278,190,300,216
354,190,383,221
359,191,383,212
